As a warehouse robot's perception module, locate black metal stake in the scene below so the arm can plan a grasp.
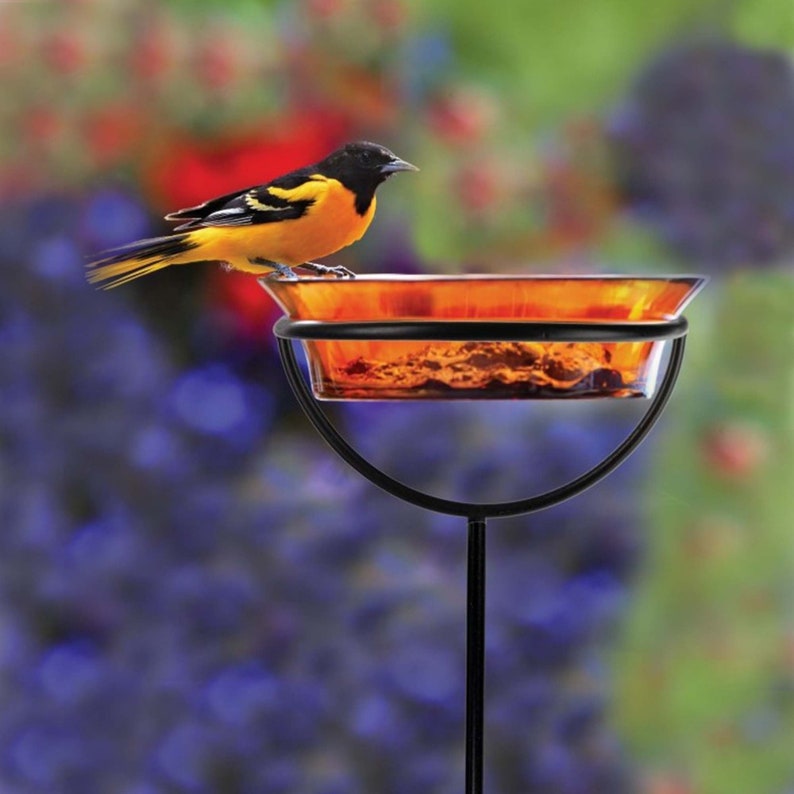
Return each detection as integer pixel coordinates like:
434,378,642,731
274,317,690,794
465,516,487,794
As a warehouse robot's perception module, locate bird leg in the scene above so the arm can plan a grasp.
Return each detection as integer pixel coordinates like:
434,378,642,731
250,257,354,280
296,261,356,279
250,258,299,280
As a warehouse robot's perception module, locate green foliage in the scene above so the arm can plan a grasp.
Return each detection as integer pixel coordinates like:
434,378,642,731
614,274,794,794
417,0,794,126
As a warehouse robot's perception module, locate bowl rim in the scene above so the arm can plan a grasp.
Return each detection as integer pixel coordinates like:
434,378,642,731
264,272,708,284
261,273,708,319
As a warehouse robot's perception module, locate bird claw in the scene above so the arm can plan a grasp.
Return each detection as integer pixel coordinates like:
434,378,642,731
298,261,356,279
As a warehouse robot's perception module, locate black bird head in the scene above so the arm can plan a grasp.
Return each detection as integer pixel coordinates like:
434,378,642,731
318,141,418,215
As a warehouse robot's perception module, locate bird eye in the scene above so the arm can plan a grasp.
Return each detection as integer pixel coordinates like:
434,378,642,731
360,150,373,164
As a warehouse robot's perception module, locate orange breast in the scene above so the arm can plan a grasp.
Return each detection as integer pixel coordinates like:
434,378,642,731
190,180,376,268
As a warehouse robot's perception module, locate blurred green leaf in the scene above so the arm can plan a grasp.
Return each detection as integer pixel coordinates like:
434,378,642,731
614,274,794,794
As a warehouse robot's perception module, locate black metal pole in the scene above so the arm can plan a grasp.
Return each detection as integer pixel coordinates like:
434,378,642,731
465,516,487,794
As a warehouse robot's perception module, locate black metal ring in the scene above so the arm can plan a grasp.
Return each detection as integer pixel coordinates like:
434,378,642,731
275,321,688,520
273,315,688,343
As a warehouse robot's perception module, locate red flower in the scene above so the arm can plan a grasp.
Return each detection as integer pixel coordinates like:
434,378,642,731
128,17,176,85
23,107,64,148
456,160,503,215
42,30,86,75
305,0,346,19
370,0,409,31
701,421,770,479
193,34,240,92
141,109,352,213
84,104,146,168
428,88,497,146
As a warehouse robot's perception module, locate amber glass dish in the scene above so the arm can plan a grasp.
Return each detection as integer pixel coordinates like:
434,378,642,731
261,275,705,400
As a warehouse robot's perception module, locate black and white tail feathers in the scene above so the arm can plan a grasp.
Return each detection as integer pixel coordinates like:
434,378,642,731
85,233,198,289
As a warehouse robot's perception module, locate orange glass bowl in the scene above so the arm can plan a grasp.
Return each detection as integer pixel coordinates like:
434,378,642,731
261,275,706,400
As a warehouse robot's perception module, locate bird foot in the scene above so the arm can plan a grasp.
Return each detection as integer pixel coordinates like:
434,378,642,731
250,258,354,280
297,261,356,279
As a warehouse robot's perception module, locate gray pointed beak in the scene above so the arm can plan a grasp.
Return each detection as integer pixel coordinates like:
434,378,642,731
380,156,419,174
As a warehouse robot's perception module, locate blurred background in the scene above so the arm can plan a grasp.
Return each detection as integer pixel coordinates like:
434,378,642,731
1,0,793,792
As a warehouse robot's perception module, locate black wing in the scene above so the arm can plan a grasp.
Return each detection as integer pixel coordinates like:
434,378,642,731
165,169,319,231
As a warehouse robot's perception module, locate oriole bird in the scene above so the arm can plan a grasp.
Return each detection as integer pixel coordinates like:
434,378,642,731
86,141,418,288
